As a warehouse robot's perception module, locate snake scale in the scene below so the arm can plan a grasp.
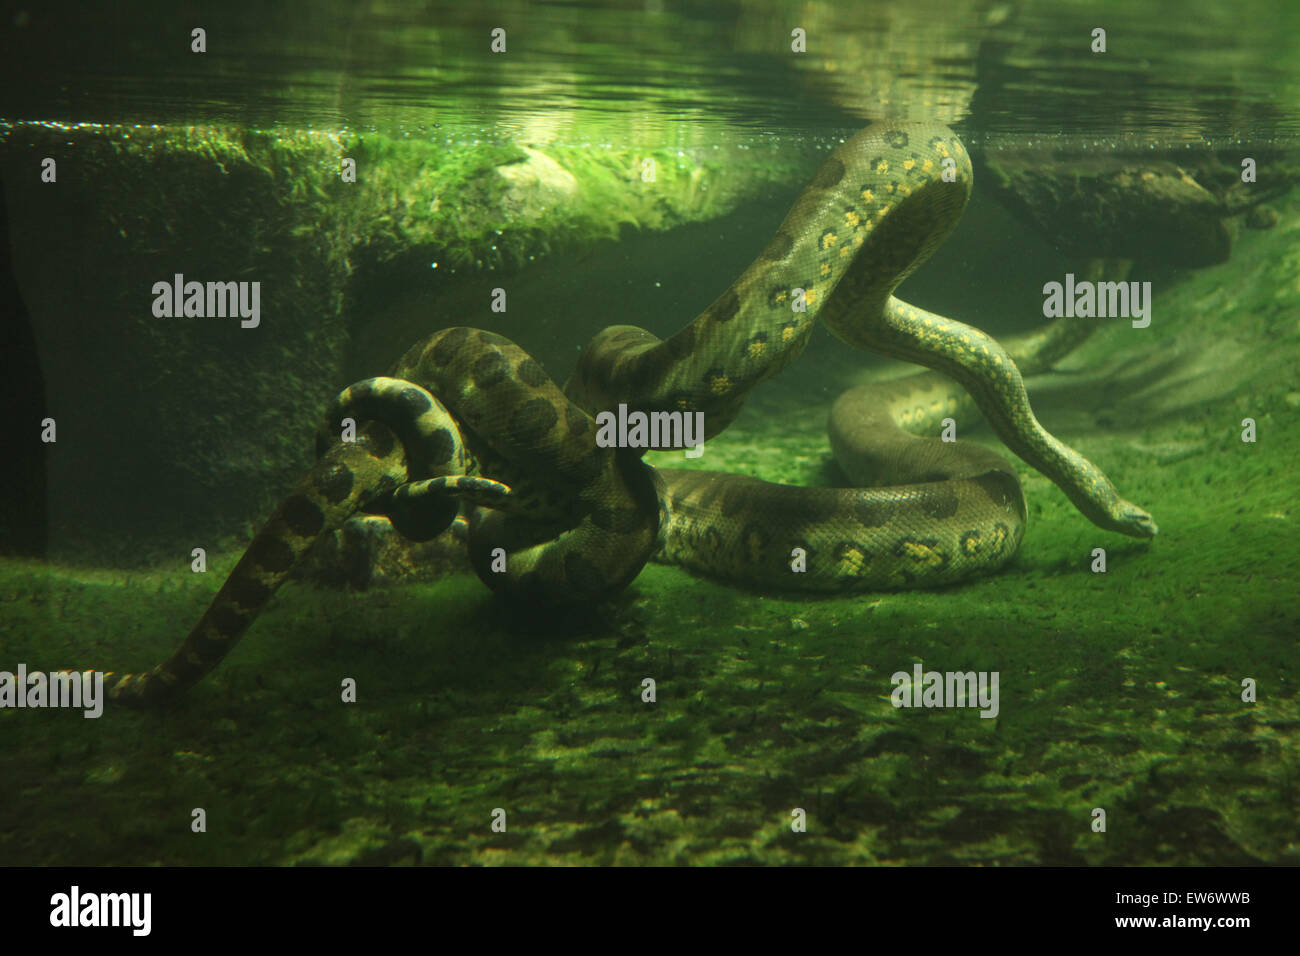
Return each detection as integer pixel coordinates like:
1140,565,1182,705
82,122,1157,704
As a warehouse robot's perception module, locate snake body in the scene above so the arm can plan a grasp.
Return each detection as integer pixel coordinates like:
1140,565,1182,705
81,123,1156,704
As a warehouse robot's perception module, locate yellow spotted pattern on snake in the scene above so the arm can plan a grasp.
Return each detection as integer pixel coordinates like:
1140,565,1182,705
74,122,1156,704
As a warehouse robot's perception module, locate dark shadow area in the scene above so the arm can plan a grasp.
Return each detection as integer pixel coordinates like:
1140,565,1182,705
0,176,48,556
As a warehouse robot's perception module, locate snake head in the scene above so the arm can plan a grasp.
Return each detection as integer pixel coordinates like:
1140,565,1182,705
1114,501,1159,538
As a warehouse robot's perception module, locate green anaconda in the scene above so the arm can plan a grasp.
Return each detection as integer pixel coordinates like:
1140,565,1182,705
77,122,1157,704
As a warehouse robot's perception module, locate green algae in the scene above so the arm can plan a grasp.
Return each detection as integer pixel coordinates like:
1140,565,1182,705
0,120,809,277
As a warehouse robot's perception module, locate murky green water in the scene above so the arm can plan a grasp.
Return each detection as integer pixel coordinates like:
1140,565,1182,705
1,0,1297,866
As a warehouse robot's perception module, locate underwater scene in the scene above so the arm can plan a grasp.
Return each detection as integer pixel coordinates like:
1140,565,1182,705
1,0,1297,871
